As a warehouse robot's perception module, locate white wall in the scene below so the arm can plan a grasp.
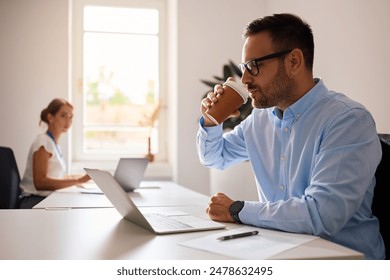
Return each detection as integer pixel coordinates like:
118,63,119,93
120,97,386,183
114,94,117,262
0,0,69,173
1,0,389,196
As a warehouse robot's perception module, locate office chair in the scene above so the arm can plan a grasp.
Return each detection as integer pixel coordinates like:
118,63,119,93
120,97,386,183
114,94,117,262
372,134,390,259
0,146,22,209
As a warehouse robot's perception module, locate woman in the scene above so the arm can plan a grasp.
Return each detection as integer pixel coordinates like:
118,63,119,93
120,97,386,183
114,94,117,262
19,98,90,208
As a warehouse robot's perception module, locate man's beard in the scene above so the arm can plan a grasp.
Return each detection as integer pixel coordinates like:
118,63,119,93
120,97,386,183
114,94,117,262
251,63,295,109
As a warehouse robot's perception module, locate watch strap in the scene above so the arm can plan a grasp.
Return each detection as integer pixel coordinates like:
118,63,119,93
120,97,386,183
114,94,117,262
229,200,244,224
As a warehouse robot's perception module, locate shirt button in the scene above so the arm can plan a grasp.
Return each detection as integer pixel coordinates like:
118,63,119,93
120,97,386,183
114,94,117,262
284,127,289,132
281,155,286,161
279,185,285,190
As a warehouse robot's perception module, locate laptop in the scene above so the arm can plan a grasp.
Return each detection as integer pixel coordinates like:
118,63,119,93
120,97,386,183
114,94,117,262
81,158,149,193
84,168,226,234
114,158,149,192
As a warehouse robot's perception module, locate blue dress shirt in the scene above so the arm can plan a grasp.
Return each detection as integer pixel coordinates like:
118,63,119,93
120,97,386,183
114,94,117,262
197,79,385,259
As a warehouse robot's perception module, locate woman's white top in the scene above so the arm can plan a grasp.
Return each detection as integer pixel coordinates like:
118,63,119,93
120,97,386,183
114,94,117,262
20,133,67,197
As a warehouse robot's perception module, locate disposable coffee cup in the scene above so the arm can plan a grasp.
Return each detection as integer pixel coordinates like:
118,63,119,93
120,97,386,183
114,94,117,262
205,80,249,125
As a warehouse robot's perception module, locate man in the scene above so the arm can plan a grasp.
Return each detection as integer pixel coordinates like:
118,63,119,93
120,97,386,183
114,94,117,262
197,13,384,259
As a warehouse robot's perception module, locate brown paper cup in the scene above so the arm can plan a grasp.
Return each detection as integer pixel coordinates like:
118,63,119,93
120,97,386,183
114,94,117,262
205,80,249,125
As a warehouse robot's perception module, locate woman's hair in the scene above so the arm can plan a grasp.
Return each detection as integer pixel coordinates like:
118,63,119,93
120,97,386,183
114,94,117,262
40,98,73,125
243,13,314,71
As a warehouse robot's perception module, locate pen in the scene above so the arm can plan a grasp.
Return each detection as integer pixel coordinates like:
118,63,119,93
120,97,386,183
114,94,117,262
217,230,259,241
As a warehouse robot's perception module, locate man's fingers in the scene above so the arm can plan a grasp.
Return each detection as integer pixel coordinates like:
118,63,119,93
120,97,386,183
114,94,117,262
201,98,210,108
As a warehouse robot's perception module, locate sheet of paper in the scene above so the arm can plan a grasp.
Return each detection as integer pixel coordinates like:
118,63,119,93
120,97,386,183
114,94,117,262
181,227,318,259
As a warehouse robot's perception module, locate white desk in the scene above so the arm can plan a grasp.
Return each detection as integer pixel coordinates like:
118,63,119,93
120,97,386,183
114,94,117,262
0,207,363,260
34,181,210,209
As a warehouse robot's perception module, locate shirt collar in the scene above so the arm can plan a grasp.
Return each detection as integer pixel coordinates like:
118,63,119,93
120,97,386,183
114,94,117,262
272,78,326,120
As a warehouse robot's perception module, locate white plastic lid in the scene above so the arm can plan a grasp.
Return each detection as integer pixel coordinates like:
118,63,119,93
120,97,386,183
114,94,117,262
223,80,249,103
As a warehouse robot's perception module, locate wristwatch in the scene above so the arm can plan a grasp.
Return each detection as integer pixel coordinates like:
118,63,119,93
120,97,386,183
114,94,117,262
229,201,244,223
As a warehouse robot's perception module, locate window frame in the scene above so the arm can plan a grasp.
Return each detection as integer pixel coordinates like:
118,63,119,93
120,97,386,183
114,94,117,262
70,0,168,173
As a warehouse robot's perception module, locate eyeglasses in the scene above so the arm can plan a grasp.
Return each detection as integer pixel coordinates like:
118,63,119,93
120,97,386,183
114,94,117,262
238,50,292,76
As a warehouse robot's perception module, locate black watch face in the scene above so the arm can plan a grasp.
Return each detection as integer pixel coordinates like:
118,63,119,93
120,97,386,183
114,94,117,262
230,201,244,214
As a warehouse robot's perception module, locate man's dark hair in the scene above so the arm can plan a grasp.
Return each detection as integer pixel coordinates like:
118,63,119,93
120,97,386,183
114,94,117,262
243,13,314,70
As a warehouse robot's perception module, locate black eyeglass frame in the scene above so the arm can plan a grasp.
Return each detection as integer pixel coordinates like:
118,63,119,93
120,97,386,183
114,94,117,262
238,49,293,76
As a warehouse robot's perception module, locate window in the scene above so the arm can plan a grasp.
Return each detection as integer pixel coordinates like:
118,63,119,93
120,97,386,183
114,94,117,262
71,0,167,167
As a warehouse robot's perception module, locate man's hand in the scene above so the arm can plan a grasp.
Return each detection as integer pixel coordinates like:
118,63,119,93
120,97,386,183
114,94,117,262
200,84,224,126
200,77,240,127
206,192,235,222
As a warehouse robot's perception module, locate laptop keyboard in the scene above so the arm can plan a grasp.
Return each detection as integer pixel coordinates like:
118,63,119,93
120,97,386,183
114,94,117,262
144,213,192,230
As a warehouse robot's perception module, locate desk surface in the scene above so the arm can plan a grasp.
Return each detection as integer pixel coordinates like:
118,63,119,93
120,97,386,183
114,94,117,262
34,181,210,209
0,207,363,260
4,181,364,260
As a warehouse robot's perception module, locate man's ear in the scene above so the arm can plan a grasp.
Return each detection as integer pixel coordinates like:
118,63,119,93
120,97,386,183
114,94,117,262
286,48,304,76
